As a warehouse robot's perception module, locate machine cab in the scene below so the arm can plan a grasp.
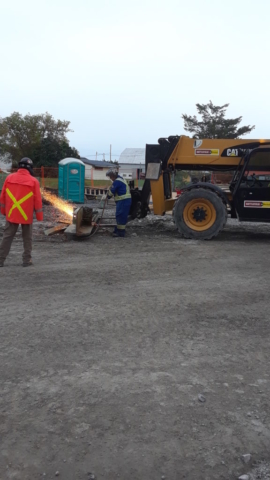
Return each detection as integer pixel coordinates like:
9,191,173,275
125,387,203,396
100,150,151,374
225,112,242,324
233,148,270,222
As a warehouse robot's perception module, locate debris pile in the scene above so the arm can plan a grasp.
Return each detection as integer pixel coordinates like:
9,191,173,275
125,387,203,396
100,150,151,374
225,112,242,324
129,213,175,232
239,461,270,480
252,461,270,479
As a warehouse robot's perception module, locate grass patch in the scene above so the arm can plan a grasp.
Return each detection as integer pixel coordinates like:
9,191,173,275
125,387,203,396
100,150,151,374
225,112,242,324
40,179,144,190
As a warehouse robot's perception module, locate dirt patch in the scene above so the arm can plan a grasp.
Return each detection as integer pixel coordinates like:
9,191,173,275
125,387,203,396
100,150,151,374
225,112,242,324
0,205,270,480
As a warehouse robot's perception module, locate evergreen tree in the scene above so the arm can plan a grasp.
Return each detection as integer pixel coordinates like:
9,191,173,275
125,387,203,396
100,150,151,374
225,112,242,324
182,101,255,139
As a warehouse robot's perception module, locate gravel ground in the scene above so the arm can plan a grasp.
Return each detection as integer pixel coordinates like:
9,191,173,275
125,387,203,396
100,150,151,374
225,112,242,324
0,204,270,480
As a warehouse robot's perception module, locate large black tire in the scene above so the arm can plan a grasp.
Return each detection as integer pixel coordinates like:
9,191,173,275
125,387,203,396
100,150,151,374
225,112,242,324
173,188,227,240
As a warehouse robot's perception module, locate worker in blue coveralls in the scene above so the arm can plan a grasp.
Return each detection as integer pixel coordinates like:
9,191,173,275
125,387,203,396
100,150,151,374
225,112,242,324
106,168,132,237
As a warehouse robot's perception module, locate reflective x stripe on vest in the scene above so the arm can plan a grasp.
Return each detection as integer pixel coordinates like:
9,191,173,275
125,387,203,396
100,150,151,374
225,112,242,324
6,188,33,221
114,177,131,202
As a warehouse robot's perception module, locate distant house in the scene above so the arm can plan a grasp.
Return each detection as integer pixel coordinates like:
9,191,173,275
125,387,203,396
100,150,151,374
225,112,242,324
118,148,145,180
80,158,116,181
80,149,146,182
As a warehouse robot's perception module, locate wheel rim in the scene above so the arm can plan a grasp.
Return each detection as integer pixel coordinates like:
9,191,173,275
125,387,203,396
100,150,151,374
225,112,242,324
183,198,216,231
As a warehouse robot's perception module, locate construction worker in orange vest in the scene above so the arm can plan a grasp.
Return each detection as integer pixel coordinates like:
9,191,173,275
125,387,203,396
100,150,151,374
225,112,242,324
0,158,43,267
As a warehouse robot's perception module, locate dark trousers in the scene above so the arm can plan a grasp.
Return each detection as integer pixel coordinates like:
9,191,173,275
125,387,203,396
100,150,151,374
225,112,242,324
115,199,132,237
0,221,32,264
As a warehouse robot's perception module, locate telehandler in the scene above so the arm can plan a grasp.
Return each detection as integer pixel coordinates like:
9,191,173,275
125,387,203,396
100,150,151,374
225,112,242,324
130,135,270,239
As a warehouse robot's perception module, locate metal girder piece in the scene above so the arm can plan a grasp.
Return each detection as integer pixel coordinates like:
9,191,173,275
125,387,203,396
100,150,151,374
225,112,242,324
45,224,69,236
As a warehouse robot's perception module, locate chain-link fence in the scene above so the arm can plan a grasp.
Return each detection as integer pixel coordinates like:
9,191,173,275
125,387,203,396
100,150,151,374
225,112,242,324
0,167,112,191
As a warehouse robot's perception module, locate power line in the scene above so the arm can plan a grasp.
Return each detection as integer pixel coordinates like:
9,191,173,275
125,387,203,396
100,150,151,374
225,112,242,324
82,153,144,158
83,153,115,157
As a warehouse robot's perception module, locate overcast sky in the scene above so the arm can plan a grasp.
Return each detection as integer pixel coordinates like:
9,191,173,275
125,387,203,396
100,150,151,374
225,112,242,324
1,0,269,160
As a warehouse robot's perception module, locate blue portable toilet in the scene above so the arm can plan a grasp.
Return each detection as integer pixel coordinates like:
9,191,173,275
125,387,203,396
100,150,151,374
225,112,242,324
58,158,85,203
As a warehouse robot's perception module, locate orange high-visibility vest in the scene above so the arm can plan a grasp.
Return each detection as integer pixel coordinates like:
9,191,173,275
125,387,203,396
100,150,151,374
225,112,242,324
0,169,43,224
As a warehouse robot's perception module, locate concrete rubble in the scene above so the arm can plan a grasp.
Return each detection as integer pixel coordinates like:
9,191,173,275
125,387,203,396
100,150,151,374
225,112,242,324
241,461,270,480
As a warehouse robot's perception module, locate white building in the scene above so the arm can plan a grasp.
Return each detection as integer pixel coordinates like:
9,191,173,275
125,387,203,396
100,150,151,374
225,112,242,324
118,148,145,180
80,158,116,181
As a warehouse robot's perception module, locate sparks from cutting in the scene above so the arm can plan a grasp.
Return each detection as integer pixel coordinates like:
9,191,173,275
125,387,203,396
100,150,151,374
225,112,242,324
41,189,73,217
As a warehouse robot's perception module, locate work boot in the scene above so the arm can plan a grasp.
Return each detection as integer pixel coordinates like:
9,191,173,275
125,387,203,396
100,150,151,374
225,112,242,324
0,262,4,267
22,260,33,267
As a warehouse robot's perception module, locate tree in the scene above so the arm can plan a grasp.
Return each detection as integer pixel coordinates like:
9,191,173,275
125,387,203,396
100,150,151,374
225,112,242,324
182,101,255,139
0,112,79,166
31,137,80,167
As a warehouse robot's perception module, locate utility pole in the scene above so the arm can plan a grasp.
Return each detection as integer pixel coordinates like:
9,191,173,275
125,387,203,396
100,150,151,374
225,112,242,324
110,144,112,163
95,151,97,161
103,153,105,160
